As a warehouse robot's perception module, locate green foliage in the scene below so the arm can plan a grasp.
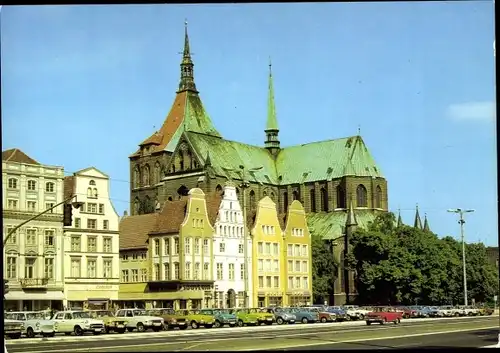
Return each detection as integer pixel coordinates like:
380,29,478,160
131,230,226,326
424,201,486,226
349,213,499,305
311,235,338,304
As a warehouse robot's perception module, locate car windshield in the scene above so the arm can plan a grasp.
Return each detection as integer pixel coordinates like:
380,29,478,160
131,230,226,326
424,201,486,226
26,312,46,320
73,312,91,319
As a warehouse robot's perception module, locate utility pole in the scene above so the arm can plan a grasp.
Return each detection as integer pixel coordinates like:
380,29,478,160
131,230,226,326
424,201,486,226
447,208,475,306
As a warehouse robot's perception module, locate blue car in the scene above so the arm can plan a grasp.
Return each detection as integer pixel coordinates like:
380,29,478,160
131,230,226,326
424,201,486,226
326,306,350,322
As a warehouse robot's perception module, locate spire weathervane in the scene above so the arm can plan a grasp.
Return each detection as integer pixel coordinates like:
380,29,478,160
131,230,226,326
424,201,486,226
357,125,361,135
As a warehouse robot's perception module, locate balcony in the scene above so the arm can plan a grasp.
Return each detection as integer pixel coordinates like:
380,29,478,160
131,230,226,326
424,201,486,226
19,278,49,288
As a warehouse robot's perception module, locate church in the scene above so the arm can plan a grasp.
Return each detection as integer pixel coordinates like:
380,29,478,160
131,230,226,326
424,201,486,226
128,23,389,304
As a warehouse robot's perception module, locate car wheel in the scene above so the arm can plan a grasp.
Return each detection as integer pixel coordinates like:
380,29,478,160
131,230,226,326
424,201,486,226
214,320,221,328
136,323,145,332
381,318,387,325
276,317,284,325
74,326,83,336
320,317,327,323
191,321,199,329
26,327,35,338
454,312,460,317
468,312,473,316
394,318,400,325
359,314,365,320
237,320,244,327
301,317,308,324
345,316,351,321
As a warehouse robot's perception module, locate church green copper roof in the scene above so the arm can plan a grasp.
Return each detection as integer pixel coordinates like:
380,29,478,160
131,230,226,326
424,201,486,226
307,210,378,240
266,61,278,131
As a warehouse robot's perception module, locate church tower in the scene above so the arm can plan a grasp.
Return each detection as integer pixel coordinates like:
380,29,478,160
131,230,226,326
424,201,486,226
264,59,280,156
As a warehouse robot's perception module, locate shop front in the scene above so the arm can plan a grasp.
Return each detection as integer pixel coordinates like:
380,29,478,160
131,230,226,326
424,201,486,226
4,290,65,312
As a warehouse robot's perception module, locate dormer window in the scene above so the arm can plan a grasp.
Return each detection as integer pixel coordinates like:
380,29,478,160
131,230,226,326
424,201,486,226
89,180,96,186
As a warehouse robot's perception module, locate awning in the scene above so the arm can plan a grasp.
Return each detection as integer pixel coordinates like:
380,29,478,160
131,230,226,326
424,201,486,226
4,291,65,301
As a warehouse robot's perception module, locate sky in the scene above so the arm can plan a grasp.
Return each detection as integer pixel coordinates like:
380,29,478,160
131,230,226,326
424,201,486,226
1,3,497,246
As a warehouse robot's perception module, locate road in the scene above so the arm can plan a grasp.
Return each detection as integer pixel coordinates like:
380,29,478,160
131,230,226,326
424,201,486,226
5,316,499,352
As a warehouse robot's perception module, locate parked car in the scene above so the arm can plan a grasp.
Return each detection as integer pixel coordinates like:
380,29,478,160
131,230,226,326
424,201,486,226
114,308,164,332
146,308,188,330
394,306,418,319
4,311,56,338
176,309,215,329
248,308,275,325
229,308,260,327
200,309,237,328
439,306,459,317
264,307,296,325
326,306,350,322
457,306,480,316
365,307,403,325
342,305,371,320
51,311,105,336
304,307,336,323
478,307,495,316
287,307,319,324
88,310,127,334
4,319,24,339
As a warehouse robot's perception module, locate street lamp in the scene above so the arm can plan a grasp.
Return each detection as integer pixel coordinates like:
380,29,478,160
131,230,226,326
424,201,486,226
447,208,475,306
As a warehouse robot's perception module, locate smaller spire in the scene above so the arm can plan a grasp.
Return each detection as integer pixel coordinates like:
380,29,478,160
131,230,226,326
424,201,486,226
346,195,358,226
177,19,198,93
205,151,212,166
423,213,430,232
264,57,280,155
397,208,403,228
414,204,422,229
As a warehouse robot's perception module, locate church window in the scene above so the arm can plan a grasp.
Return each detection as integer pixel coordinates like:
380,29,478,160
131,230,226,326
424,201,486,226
263,191,267,197
145,195,152,214
249,190,256,210
283,192,289,213
336,185,346,209
356,184,368,207
292,190,299,201
310,189,316,212
134,166,141,188
134,198,140,215
270,192,275,201
216,185,223,195
375,185,382,209
179,152,185,171
154,162,161,184
320,187,328,212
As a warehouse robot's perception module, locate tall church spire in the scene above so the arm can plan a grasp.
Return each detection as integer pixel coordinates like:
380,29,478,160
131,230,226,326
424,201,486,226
414,204,422,229
264,58,280,156
178,20,198,93
423,214,430,232
397,209,403,228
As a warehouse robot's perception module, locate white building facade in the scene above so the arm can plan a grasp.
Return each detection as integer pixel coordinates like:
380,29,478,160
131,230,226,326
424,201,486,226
213,183,253,308
62,167,120,310
2,149,65,311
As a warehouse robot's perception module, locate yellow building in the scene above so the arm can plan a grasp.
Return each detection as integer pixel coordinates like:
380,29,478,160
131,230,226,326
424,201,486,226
118,188,221,310
282,200,313,306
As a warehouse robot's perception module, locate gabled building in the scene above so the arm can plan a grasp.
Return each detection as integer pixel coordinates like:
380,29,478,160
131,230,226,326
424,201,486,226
62,167,121,310
2,148,65,311
213,182,252,308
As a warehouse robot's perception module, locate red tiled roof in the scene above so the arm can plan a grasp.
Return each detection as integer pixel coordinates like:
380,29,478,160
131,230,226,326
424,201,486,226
119,213,159,250
2,148,40,165
63,176,75,200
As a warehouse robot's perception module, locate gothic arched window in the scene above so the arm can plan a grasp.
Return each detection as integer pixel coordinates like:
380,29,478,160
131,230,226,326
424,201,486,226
320,187,328,212
283,192,289,213
336,185,346,209
134,166,141,188
87,187,92,197
375,185,382,209
356,184,368,208
145,195,151,214
154,162,161,184
216,185,223,195
292,190,299,201
179,152,185,171
143,165,150,186
310,189,316,212
134,198,140,215
249,190,256,210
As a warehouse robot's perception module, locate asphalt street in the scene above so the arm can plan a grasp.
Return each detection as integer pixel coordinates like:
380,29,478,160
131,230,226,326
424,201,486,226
5,316,499,352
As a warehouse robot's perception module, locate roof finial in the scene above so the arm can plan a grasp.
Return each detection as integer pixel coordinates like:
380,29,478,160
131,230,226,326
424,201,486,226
269,56,272,75
357,125,361,135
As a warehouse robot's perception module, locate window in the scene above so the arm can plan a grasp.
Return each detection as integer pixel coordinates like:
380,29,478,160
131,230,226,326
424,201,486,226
302,245,308,257
122,270,129,282
185,238,191,254
71,236,81,252
27,180,36,191
320,187,328,212
45,182,55,193
203,239,209,254
103,220,109,230
295,277,300,289
122,254,129,261
240,263,245,280
87,259,97,278
102,237,113,252
154,263,160,281
229,263,235,280
273,276,279,288
140,268,147,282
87,203,97,213
185,262,191,279
302,261,307,273
216,263,223,280
27,201,36,212
273,259,279,272
99,204,105,214
356,184,368,207
174,238,180,255
6,257,17,278
336,185,346,209
219,242,225,253
375,185,383,209
258,259,263,271
174,263,179,280
203,263,209,280
132,269,139,282
288,276,293,289
75,218,81,228
310,189,317,212
273,243,279,255
258,276,264,288
265,259,271,271
266,276,272,288
287,244,293,256
258,242,263,254
295,261,300,272
87,219,97,229
8,178,18,189
25,258,36,278
194,262,200,280
26,229,36,246
288,260,293,272
238,244,244,254
87,236,97,252
303,277,309,289
265,242,271,255
164,238,170,255
8,200,18,210
164,263,170,280
71,258,81,277
44,230,54,246
154,239,160,255
141,252,147,259
103,259,112,278
194,238,200,254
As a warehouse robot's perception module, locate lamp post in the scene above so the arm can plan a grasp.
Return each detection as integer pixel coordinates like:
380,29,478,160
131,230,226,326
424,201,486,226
447,208,475,306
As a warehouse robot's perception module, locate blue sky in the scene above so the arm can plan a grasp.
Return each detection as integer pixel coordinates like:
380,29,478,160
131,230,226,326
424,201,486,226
1,3,497,245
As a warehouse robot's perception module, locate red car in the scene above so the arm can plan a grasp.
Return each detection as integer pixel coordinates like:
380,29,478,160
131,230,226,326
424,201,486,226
365,307,403,325
395,306,417,319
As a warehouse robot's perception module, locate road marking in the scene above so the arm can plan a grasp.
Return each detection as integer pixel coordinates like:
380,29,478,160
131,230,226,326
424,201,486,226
235,326,500,351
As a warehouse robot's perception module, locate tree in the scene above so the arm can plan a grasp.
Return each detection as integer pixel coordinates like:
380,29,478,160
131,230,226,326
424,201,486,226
311,235,338,304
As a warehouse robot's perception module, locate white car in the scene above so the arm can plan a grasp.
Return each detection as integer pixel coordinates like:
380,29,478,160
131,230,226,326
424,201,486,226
4,311,55,338
342,305,371,320
458,305,480,316
439,306,459,317
115,308,164,332
4,319,24,339
52,311,105,336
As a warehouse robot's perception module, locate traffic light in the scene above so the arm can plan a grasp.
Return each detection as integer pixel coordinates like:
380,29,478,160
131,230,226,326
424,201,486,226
63,204,73,226
4,279,9,297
